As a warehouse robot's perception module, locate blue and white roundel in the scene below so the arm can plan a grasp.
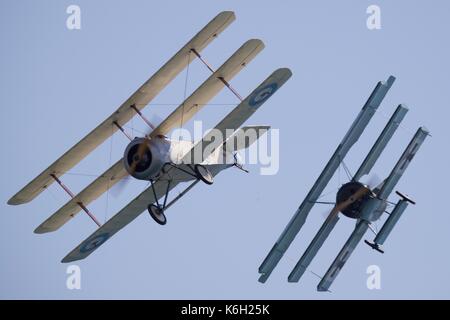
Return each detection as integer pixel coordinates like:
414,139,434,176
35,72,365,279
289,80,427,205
80,233,110,253
249,83,278,107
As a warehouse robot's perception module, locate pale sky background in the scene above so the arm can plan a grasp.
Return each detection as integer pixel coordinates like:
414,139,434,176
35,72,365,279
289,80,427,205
1,0,449,299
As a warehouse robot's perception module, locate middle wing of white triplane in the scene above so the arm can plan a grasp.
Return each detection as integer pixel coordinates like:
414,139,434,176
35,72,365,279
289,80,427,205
62,68,292,263
258,76,396,283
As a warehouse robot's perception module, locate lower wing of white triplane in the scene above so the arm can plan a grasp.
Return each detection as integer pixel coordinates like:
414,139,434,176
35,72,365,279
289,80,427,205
61,163,228,263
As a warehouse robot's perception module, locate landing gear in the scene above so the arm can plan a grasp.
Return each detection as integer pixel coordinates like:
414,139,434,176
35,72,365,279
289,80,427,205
148,204,167,225
147,178,170,226
194,164,214,185
146,163,213,225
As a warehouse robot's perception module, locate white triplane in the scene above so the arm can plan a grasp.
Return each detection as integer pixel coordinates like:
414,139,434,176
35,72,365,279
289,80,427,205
8,11,292,262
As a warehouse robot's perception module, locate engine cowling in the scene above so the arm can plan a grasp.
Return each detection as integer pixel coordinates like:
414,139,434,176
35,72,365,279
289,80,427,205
123,137,170,180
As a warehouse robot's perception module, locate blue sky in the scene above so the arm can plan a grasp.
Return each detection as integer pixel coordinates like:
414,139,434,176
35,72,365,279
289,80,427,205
1,0,449,299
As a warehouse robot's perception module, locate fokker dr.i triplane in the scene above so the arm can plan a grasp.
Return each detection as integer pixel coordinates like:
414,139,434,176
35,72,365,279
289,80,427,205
258,76,429,292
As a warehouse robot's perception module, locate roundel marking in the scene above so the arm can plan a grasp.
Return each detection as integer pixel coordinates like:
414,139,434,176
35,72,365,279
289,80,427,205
249,82,278,107
80,233,110,253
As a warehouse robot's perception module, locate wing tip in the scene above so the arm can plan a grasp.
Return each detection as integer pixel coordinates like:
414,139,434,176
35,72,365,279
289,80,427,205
61,256,75,263
7,196,26,205
384,75,396,88
34,226,52,234
276,67,293,78
217,10,236,20
398,103,409,111
420,126,431,135
34,220,60,233
61,251,81,263
244,38,265,50
258,273,269,283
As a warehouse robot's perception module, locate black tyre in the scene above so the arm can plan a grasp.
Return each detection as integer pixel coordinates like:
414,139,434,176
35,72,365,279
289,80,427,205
148,204,167,225
194,164,214,185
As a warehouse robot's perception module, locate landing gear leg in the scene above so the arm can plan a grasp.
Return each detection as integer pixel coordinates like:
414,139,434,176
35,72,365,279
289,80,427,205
147,179,170,225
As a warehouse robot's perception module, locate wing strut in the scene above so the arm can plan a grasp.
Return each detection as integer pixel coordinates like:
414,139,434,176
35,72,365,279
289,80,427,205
130,104,156,130
112,121,133,141
191,48,243,101
50,174,101,228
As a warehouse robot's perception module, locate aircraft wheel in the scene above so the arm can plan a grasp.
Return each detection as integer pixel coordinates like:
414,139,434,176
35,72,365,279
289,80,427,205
194,164,214,185
148,204,167,225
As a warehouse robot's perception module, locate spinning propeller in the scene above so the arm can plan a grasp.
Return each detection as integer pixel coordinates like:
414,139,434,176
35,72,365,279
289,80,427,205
110,113,162,197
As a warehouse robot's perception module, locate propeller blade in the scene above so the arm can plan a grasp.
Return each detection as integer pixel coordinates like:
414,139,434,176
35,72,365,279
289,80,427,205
129,138,149,174
323,186,371,220
113,117,158,197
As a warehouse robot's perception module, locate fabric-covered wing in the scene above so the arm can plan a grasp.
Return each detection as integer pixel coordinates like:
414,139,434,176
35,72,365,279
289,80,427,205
8,11,235,206
35,159,126,234
226,125,271,151
61,178,179,263
377,126,429,200
150,39,264,138
34,37,262,233
182,68,292,164
61,163,227,262
317,220,370,291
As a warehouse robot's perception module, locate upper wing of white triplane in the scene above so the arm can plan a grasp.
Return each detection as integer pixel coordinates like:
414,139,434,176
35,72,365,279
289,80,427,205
8,11,235,206
34,38,263,234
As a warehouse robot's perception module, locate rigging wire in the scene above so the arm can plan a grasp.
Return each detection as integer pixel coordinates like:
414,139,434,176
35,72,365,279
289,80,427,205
374,108,417,137
54,171,132,180
341,160,353,181
104,124,114,223
176,51,191,162
180,50,191,133
133,103,237,106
